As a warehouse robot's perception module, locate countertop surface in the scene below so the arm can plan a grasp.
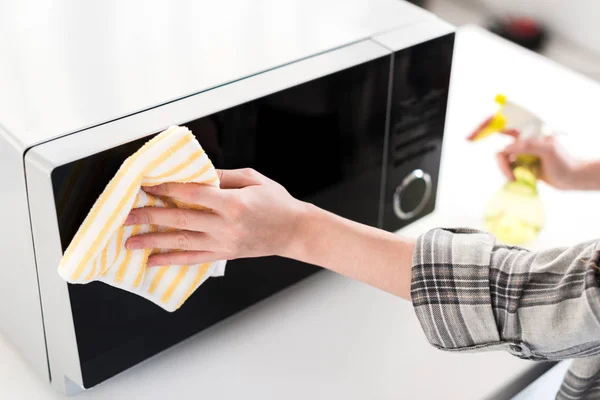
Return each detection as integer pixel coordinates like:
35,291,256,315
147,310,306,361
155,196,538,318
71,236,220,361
2,25,600,400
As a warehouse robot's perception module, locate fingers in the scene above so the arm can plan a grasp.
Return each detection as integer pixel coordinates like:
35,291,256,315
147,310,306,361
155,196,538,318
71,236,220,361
126,231,214,251
498,128,520,139
142,168,264,206
466,116,493,141
467,116,521,141
496,151,515,181
496,140,532,181
143,183,226,210
216,168,263,189
502,140,528,155
147,251,223,267
124,207,221,231
496,135,556,180
503,136,553,157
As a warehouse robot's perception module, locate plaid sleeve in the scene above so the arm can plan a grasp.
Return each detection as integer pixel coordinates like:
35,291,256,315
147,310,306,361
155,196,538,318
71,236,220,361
411,228,600,361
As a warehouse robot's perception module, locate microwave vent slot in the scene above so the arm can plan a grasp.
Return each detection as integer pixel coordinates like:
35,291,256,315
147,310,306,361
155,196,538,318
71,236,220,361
393,128,430,152
392,143,436,168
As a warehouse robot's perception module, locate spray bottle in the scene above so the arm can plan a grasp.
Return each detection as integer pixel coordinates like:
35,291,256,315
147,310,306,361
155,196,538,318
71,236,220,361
469,94,547,245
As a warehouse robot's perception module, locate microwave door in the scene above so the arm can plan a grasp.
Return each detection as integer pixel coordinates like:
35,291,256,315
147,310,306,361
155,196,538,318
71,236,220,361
24,40,392,392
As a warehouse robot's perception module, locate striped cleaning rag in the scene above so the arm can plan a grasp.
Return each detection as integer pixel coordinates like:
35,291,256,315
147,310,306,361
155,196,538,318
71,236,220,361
58,125,227,312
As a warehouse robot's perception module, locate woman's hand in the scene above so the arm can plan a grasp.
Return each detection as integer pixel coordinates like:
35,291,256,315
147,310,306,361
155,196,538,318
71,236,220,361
124,167,416,299
125,168,308,266
497,134,600,191
495,134,582,190
469,117,600,191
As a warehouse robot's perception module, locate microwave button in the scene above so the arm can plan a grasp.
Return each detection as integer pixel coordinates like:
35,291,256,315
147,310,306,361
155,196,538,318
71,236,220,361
393,169,432,220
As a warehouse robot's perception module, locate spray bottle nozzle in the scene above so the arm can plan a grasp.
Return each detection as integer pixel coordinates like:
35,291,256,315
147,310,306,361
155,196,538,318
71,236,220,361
495,94,507,105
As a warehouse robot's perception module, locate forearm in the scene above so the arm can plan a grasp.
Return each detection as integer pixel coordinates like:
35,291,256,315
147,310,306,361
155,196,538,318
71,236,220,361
413,228,600,360
283,202,415,300
572,160,600,190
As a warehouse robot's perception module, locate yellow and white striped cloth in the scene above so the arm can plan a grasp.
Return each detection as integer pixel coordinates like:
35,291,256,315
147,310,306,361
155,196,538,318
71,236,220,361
58,125,226,312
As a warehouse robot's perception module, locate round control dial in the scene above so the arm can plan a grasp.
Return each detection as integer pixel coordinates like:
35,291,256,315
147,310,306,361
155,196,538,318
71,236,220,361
393,169,432,220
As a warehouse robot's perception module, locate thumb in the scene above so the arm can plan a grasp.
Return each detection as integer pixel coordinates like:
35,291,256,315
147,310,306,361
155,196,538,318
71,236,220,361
496,140,533,181
217,168,263,189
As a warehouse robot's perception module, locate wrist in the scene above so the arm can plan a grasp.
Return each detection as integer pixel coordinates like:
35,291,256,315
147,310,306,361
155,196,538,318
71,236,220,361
279,200,415,300
281,201,324,263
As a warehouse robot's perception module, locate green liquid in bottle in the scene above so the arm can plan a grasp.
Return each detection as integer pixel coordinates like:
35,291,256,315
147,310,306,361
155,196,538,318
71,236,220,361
484,157,544,245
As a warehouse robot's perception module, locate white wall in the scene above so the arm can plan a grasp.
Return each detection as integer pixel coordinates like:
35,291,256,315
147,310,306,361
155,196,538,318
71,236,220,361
477,0,600,54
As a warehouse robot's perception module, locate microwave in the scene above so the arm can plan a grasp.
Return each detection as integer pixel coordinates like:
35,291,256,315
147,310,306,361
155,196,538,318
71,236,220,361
0,1,454,395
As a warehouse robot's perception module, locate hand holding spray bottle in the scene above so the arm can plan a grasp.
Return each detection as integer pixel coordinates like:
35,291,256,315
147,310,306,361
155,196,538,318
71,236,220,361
468,94,549,245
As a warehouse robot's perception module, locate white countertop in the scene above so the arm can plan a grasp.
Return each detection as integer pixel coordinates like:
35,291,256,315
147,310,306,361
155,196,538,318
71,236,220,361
2,25,600,400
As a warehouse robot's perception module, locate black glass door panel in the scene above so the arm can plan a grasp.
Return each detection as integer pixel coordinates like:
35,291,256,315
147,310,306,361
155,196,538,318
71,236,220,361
51,55,390,388
382,34,454,232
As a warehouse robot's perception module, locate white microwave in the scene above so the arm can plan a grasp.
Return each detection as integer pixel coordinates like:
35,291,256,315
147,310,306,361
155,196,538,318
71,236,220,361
0,0,455,395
